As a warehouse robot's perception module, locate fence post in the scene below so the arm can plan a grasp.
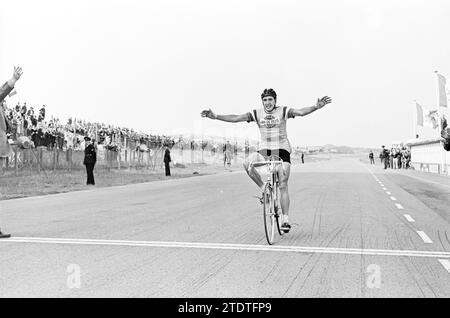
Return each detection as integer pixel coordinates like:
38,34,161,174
69,148,72,171
14,147,18,176
37,147,41,174
56,148,60,169
27,148,32,173
41,147,44,169
127,148,131,171
118,148,121,170
107,150,111,171
53,147,56,171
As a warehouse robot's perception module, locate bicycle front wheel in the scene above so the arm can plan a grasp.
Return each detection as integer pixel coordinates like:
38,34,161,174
263,183,275,245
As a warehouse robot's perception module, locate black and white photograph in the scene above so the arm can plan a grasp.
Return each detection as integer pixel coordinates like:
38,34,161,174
1,0,450,302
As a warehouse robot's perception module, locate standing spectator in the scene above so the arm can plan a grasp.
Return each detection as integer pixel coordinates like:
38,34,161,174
396,148,402,169
389,148,395,169
381,146,389,169
369,150,375,165
400,147,407,169
0,66,23,239
301,151,305,164
164,145,171,176
224,140,232,167
404,148,411,169
392,148,398,169
83,137,97,185
379,152,383,164
1,67,23,166
222,143,227,167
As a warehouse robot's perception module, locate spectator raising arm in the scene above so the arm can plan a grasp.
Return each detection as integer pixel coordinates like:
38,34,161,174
1,66,23,102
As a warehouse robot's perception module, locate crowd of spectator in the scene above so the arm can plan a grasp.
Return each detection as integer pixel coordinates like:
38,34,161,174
1,100,176,152
379,145,411,170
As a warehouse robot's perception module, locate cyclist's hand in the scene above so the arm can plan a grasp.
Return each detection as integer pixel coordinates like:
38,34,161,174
12,66,23,81
201,108,217,120
316,96,332,109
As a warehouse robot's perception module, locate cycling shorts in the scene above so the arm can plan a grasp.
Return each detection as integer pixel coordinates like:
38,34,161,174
257,149,291,164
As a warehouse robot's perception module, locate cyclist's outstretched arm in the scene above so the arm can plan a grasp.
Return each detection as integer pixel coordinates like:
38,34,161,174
290,96,332,117
200,109,250,123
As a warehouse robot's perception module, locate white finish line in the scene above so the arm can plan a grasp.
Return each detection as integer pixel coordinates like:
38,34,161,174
1,237,450,259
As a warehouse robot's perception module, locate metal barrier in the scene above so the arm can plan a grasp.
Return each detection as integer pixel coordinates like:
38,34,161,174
1,145,250,176
1,145,166,175
410,162,450,175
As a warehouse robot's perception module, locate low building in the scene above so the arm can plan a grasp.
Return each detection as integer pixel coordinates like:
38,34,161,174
406,138,450,175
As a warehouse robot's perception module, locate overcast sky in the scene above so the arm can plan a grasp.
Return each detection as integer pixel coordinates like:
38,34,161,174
1,0,449,148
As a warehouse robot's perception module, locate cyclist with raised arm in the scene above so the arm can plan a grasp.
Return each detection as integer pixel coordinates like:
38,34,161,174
201,89,332,233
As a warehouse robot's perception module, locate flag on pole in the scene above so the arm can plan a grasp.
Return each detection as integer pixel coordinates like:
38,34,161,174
416,102,423,126
437,73,448,108
416,102,439,129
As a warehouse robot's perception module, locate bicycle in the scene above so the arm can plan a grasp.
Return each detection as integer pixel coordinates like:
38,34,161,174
250,156,286,245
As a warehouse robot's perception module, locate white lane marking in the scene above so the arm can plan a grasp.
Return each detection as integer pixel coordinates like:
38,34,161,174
416,231,433,244
1,237,449,259
382,187,387,190
395,203,404,210
386,191,391,195
390,196,397,201
403,214,415,222
438,259,450,273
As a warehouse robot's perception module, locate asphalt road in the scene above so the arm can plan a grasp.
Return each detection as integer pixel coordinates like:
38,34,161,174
1,156,450,297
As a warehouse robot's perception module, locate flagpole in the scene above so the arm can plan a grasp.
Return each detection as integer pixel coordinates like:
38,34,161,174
435,71,446,174
435,71,443,134
413,100,418,140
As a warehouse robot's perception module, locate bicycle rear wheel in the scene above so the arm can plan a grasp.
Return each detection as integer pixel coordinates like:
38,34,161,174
263,183,275,245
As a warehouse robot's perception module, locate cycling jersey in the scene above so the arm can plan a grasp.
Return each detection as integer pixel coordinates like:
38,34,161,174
246,106,295,153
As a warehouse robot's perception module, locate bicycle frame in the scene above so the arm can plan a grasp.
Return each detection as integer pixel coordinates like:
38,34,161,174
250,158,285,244
250,159,284,188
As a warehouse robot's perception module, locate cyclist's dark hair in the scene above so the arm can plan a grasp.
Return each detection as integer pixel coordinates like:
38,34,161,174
261,88,277,100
